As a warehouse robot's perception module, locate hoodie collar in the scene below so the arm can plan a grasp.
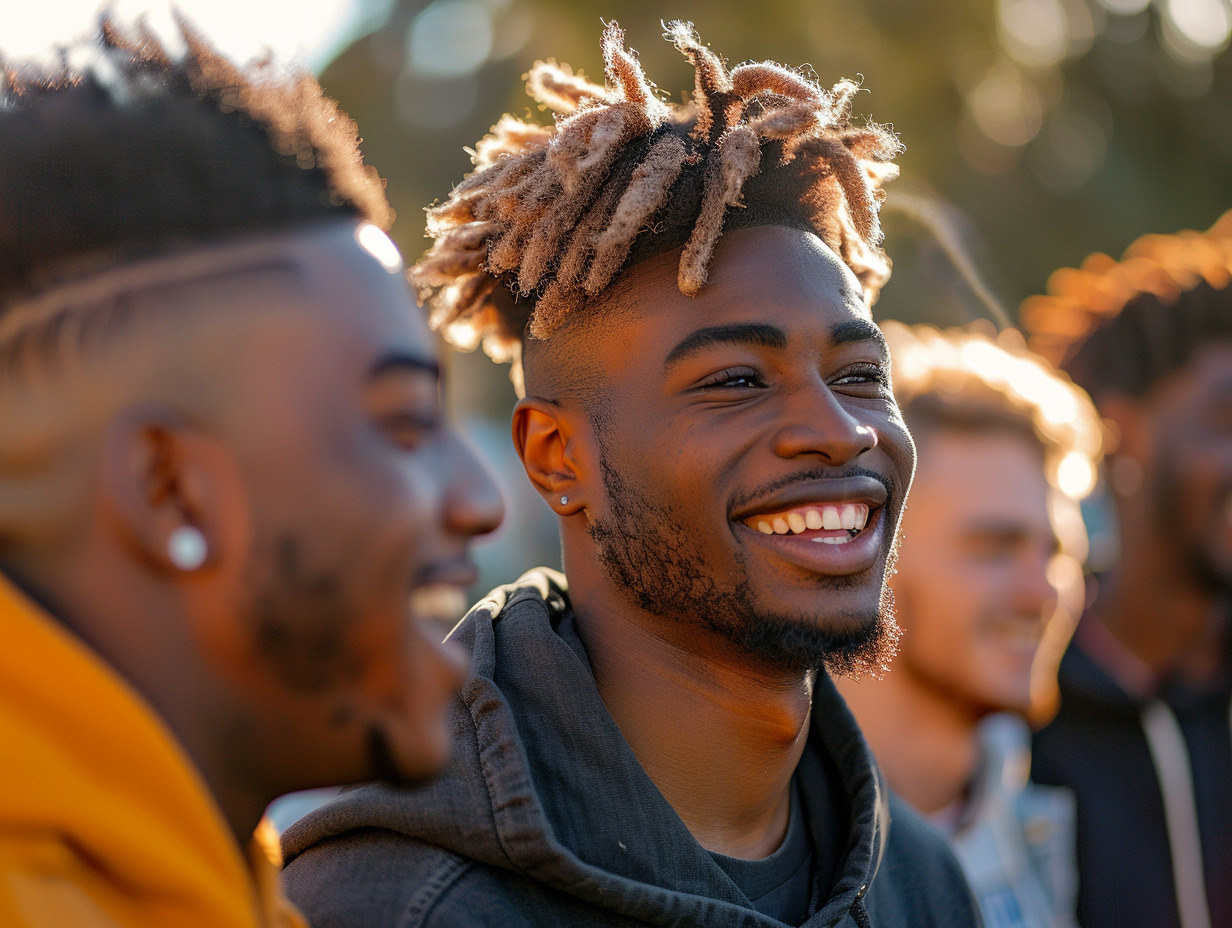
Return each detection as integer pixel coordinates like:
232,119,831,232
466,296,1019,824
414,569,888,926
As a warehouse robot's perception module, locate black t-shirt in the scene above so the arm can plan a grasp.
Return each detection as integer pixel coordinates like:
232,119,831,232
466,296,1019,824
709,778,832,925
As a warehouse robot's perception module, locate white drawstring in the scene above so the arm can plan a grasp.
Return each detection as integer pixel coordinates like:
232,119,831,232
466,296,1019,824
1140,700,1214,928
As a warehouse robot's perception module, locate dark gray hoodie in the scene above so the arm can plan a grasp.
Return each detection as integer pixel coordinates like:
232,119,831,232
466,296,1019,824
282,570,981,928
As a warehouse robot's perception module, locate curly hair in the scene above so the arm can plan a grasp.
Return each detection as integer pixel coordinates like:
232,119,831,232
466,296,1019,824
885,321,1104,500
0,15,391,306
1020,211,1232,400
410,21,901,368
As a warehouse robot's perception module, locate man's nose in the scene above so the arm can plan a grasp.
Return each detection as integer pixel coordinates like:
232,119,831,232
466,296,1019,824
772,379,878,466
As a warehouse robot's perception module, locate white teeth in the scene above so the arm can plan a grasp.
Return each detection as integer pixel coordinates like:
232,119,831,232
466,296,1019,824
840,505,857,530
409,584,468,625
757,520,774,535
772,517,790,534
812,535,850,545
805,509,823,530
855,505,869,530
822,507,841,530
787,512,807,534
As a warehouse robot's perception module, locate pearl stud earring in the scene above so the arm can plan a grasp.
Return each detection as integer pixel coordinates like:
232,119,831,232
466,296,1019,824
167,526,208,571
560,496,569,506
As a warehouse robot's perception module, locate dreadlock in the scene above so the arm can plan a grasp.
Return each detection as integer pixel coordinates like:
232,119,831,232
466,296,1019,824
410,21,901,370
1021,211,1232,400
0,15,391,307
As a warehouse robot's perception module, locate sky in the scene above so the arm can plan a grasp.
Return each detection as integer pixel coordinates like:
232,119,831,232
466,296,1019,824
0,0,392,71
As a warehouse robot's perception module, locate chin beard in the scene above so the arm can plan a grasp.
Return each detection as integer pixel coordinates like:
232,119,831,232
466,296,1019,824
589,451,902,678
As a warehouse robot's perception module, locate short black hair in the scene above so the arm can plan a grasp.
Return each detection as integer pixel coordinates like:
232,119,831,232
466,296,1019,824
1022,213,1232,400
0,16,392,305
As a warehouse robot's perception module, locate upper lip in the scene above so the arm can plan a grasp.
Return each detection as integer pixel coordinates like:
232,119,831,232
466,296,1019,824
728,475,890,523
411,556,479,590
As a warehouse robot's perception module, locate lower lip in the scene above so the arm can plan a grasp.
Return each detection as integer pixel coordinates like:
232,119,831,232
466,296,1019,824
736,508,887,576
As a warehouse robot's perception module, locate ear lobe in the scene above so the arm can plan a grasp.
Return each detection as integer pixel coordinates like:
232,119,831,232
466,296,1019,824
1099,393,1148,460
101,405,240,574
512,396,589,513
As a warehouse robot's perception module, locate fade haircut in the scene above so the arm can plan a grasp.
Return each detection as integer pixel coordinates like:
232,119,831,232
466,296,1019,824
410,21,901,380
1021,211,1232,401
0,17,391,320
885,321,1103,501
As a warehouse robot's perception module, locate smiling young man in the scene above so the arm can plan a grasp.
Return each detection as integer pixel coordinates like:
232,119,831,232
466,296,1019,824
0,22,502,928
1021,215,1232,928
282,23,980,927
838,323,1102,928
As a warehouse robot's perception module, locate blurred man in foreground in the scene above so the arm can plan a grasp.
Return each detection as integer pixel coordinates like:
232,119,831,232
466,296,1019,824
0,21,502,927
840,322,1102,928
1022,213,1232,928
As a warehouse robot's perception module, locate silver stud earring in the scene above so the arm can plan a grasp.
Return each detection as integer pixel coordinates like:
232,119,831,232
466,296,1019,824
560,496,569,506
167,525,208,571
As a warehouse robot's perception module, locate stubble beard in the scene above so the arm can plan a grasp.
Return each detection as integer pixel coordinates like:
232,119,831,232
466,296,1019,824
587,449,902,679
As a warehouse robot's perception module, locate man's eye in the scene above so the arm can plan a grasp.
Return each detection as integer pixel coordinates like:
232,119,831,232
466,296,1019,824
380,412,441,449
831,362,890,389
697,367,766,390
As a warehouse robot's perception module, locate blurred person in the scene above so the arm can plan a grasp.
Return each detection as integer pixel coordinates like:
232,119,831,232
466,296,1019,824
1021,212,1232,928
0,19,502,928
838,323,1102,928
282,22,982,928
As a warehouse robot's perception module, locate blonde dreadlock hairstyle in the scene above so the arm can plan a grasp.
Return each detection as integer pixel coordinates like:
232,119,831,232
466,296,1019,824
1021,210,1232,399
410,21,901,370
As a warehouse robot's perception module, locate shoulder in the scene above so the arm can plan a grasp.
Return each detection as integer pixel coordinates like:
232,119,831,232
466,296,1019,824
863,793,983,928
283,828,473,928
283,830,605,928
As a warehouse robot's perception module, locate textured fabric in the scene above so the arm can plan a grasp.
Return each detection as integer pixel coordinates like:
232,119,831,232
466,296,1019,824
0,571,307,928
710,782,815,924
283,569,981,927
1032,624,1232,928
931,715,1077,928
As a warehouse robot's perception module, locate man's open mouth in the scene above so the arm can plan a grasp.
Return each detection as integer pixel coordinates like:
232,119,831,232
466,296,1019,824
742,503,871,545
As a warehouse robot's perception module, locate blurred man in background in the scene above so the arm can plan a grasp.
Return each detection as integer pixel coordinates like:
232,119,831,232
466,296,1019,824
840,322,1102,928
1022,212,1232,928
282,21,980,928
0,20,501,927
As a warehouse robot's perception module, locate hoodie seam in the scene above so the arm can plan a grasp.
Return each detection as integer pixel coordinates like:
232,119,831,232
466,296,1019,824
399,851,472,928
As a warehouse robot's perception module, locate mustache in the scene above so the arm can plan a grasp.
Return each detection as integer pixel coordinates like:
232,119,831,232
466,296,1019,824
728,466,898,515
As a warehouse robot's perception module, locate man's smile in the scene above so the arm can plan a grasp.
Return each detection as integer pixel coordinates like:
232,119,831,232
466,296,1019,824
730,475,892,574
747,502,870,542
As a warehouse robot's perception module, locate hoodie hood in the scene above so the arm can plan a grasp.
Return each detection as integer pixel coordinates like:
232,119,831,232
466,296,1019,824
0,571,303,928
284,569,891,927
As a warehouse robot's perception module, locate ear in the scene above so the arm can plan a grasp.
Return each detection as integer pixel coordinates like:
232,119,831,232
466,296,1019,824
100,404,245,575
511,396,592,515
1098,393,1151,499
1099,393,1149,460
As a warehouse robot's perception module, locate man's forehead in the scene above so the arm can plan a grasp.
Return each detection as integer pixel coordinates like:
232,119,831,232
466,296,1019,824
593,225,870,340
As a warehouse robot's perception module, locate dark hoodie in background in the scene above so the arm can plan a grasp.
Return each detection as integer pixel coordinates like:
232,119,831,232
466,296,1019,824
282,571,979,928
1031,618,1232,928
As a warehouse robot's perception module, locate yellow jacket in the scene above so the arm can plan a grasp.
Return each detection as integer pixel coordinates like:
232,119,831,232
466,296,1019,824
0,573,308,928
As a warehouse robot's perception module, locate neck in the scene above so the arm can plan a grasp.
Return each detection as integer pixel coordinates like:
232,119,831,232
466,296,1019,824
571,590,811,859
1099,514,1228,684
839,667,979,815
12,553,268,848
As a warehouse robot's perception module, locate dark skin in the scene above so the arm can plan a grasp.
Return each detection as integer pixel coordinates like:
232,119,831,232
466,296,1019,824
513,225,915,858
1096,343,1232,686
0,221,504,843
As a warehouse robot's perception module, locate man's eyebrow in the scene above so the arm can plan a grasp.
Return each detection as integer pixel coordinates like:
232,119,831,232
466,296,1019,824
831,319,888,351
368,353,441,381
664,323,788,368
